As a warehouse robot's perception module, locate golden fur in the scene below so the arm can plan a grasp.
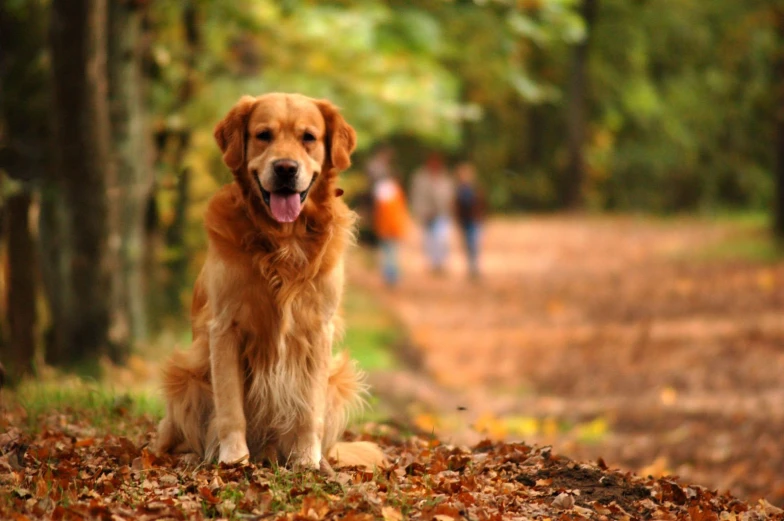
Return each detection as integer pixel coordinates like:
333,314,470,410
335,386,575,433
155,93,384,470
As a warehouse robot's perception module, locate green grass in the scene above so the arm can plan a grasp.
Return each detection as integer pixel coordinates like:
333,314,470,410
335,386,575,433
633,210,782,263
697,233,782,263
692,213,783,263
149,285,401,373
4,282,399,439
698,209,770,227
11,377,164,433
6,285,398,433
339,286,400,372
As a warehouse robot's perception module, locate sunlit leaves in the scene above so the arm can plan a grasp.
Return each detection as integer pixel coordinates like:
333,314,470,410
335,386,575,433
508,0,586,45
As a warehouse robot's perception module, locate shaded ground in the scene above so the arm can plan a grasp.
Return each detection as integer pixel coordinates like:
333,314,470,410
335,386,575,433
2,410,783,520
354,216,784,505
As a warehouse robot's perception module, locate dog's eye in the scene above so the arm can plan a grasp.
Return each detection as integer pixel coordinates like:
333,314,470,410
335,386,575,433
256,130,273,142
302,132,316,143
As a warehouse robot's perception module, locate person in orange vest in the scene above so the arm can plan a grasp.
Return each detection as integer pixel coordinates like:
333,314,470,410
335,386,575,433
373,169,410,287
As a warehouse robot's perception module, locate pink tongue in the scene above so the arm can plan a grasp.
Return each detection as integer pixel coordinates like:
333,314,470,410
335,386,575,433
269,192,302,223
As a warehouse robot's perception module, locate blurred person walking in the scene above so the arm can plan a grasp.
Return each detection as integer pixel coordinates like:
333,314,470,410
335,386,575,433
373,170,410,287
454,162,486,279
410,152,454,274
358,144,396,247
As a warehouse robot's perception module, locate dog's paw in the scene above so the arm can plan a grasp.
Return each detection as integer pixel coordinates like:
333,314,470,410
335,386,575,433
291,447,321,471
218,431,250,465
319,457,336,478
177,453,201,467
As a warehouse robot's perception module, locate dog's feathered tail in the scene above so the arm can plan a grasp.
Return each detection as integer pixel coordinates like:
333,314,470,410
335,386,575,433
325,352,387,469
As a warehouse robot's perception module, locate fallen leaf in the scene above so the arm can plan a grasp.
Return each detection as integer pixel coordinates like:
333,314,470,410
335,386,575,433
640,456,670,478
660,387,678,406
413,413,439,433
13,487,32,499
74,438,95,448
199,486,220,504
382,506,403,521
552,493,574,510
0,428,21,449
218,500,236,517
759,499,784,516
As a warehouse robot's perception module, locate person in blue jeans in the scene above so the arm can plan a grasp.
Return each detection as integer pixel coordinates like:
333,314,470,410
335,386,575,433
454,162,486,279
410,152,454,274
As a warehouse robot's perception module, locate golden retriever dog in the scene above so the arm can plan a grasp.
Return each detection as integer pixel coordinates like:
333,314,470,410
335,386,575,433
155,93,383,470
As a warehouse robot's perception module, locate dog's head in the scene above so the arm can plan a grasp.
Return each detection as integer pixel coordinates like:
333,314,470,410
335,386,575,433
214,93,357,223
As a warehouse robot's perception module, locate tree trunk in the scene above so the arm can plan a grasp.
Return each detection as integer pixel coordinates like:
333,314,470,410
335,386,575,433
5,192,37,381
563,0,599,209
774,7,784,240
165,159,191,314
0,0,50,383
108,0,153,344
47,0,115,368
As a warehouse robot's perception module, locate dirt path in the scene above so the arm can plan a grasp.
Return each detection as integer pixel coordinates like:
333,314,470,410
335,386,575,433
349,216,784,505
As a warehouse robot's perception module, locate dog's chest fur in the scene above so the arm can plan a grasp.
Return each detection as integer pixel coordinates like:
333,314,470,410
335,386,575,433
236,236,342,455
200,183,353,458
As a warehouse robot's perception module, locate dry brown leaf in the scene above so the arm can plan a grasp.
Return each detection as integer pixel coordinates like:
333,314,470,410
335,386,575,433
381,506,403,521
552,493,575,510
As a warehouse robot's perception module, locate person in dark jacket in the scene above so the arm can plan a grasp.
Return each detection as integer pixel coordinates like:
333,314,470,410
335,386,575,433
454,162,486,278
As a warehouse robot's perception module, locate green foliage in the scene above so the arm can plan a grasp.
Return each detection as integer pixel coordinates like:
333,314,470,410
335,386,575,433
7,0,779,217
149,0,465,150
140,0,781,321
587,0,778,212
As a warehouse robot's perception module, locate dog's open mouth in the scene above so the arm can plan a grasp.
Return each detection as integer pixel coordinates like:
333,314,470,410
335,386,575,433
259,180,314,223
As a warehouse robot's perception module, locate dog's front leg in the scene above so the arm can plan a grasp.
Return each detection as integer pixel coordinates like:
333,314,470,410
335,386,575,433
307,354,330,469
210,321,249,464
284,329,331,470
292,360,329,469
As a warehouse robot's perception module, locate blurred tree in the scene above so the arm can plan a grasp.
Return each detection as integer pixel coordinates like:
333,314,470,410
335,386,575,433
563,0,598,209
3,191,37,381
137,0,203,318
587,0,777,212
46,0,117,369
108,0,154,342
380,0,582,209
0,0,50,382
162,0,200,316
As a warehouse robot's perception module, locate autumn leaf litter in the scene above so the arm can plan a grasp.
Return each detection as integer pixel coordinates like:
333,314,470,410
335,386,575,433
1,410,782,521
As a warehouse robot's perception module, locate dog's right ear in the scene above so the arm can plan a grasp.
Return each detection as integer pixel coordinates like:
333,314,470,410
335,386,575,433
214,95,257,171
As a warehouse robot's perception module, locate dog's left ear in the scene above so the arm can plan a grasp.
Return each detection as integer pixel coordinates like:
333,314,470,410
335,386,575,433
214,95,257,171
316,100,357,172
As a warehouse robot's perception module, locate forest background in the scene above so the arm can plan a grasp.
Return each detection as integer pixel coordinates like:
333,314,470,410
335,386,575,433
3,0,783,373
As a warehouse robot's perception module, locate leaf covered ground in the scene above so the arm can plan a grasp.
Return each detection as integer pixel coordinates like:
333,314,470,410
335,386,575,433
2,215,782,520
355,216,784,505
2,405,783,521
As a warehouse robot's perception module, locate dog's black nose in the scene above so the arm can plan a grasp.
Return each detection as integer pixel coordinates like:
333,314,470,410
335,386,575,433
273,159,299,180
